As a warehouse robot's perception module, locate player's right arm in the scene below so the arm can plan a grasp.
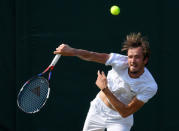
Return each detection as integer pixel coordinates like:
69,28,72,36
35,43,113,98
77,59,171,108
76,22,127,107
54,44,110,64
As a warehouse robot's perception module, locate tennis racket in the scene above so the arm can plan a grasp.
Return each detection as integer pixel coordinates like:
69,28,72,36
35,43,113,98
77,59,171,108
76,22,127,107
17,54,61,113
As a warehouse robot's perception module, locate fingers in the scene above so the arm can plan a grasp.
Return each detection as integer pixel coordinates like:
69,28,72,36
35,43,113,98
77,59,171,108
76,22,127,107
96,70,107,90
57,43,66,48
53,43,68,54
97,70,106,77
56,43,66,50
54,50,61,54
97,70,100,75
53,47,61,54
101,71,105,76
53,51,58,54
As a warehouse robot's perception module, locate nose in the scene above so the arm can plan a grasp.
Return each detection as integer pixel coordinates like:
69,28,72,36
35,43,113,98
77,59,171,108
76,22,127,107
131,57,136,63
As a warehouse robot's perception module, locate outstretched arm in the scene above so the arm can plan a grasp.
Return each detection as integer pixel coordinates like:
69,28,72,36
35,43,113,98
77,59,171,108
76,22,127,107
54,44,110,64
96,71,145,118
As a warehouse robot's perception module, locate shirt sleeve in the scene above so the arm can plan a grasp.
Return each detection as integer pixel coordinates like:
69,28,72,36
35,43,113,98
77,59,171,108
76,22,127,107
136,84,158,103
105,53,128,70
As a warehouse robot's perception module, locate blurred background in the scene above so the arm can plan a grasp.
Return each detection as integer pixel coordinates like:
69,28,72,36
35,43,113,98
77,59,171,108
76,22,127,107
0,0,178,130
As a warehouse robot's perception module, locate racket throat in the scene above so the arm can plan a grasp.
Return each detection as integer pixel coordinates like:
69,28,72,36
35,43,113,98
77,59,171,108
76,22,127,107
50,66,54,70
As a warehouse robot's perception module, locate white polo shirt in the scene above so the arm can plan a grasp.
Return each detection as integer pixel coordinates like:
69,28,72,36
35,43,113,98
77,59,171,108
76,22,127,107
92,53,158,121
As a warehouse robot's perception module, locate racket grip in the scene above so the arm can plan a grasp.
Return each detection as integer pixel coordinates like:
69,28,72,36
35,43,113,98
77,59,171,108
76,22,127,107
49,54,61,67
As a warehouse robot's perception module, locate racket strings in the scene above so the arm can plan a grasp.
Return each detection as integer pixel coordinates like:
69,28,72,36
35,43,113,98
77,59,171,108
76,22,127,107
18,77,49,113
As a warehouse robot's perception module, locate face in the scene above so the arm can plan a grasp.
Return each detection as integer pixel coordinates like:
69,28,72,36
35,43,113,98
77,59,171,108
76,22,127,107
127,47,148,77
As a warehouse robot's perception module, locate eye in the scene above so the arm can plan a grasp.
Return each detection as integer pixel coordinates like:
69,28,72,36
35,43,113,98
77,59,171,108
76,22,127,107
135,55,139,59
128,55,133,59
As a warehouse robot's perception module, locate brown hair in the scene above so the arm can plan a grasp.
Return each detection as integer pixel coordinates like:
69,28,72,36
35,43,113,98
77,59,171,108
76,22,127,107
122,32,150,60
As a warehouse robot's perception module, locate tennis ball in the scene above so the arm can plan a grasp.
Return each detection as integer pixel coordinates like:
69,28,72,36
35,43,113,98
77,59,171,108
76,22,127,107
110,5,120,15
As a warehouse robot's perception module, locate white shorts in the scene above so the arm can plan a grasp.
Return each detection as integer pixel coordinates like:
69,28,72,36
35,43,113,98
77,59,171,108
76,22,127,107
82,96,133,131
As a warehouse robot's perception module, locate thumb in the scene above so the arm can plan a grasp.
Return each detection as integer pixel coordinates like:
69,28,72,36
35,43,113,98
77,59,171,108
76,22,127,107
102,71,105,75
53,51,60,54
102,71,106,76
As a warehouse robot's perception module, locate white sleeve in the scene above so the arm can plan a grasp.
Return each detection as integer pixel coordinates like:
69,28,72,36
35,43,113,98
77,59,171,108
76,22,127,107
105,53,128,70
136,84,158,103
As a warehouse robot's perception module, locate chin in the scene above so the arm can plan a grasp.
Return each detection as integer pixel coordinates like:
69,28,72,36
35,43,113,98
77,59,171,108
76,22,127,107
129,68,138,74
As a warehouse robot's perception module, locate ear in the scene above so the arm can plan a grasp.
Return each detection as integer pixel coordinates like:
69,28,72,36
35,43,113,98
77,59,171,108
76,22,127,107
144,57,149,65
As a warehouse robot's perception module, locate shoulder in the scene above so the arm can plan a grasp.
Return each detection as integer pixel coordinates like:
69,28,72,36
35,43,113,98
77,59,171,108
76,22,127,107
140,68,158,93
105,53,128,70
143,68,158,88
105,53,128,64
136,68,158,103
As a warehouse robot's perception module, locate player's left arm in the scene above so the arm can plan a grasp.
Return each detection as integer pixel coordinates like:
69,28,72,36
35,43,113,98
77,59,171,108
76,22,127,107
96,70,144,118
102,89,144,118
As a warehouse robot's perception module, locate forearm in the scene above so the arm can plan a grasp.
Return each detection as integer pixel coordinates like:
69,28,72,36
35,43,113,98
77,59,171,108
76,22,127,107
54,44,109,64
96,70,144,118
73,49,109,64
102,87,130,117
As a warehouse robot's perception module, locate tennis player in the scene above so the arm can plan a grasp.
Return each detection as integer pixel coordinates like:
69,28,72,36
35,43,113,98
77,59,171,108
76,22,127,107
54,33,158,131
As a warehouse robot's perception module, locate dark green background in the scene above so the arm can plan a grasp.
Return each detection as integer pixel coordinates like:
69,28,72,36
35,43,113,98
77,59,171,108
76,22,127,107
1,0,178,130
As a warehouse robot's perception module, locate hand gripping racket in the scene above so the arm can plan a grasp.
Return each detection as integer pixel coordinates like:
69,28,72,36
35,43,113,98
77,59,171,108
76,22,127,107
17,54,61,113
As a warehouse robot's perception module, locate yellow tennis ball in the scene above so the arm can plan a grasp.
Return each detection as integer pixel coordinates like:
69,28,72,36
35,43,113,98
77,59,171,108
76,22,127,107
110,5,120,15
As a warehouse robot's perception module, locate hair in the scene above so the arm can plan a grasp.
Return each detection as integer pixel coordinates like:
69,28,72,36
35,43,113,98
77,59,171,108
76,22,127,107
121,32,150,60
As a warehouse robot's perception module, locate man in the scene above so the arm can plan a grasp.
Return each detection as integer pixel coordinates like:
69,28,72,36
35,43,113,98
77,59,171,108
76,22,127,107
54,32,158,131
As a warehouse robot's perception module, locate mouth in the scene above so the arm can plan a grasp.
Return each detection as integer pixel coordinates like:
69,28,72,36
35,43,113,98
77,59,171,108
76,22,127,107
129,63,139,72
130,64,137,68
129,66,139,74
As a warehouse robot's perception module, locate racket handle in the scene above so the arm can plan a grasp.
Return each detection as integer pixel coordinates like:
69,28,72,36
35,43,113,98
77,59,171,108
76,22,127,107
49,54,61,67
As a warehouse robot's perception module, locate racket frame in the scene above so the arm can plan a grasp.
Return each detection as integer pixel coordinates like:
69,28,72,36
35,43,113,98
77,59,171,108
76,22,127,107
17,54,61,113
17,75,50,114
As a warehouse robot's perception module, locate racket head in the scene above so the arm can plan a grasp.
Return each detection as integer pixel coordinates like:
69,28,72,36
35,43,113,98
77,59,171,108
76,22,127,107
17,76,50,113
